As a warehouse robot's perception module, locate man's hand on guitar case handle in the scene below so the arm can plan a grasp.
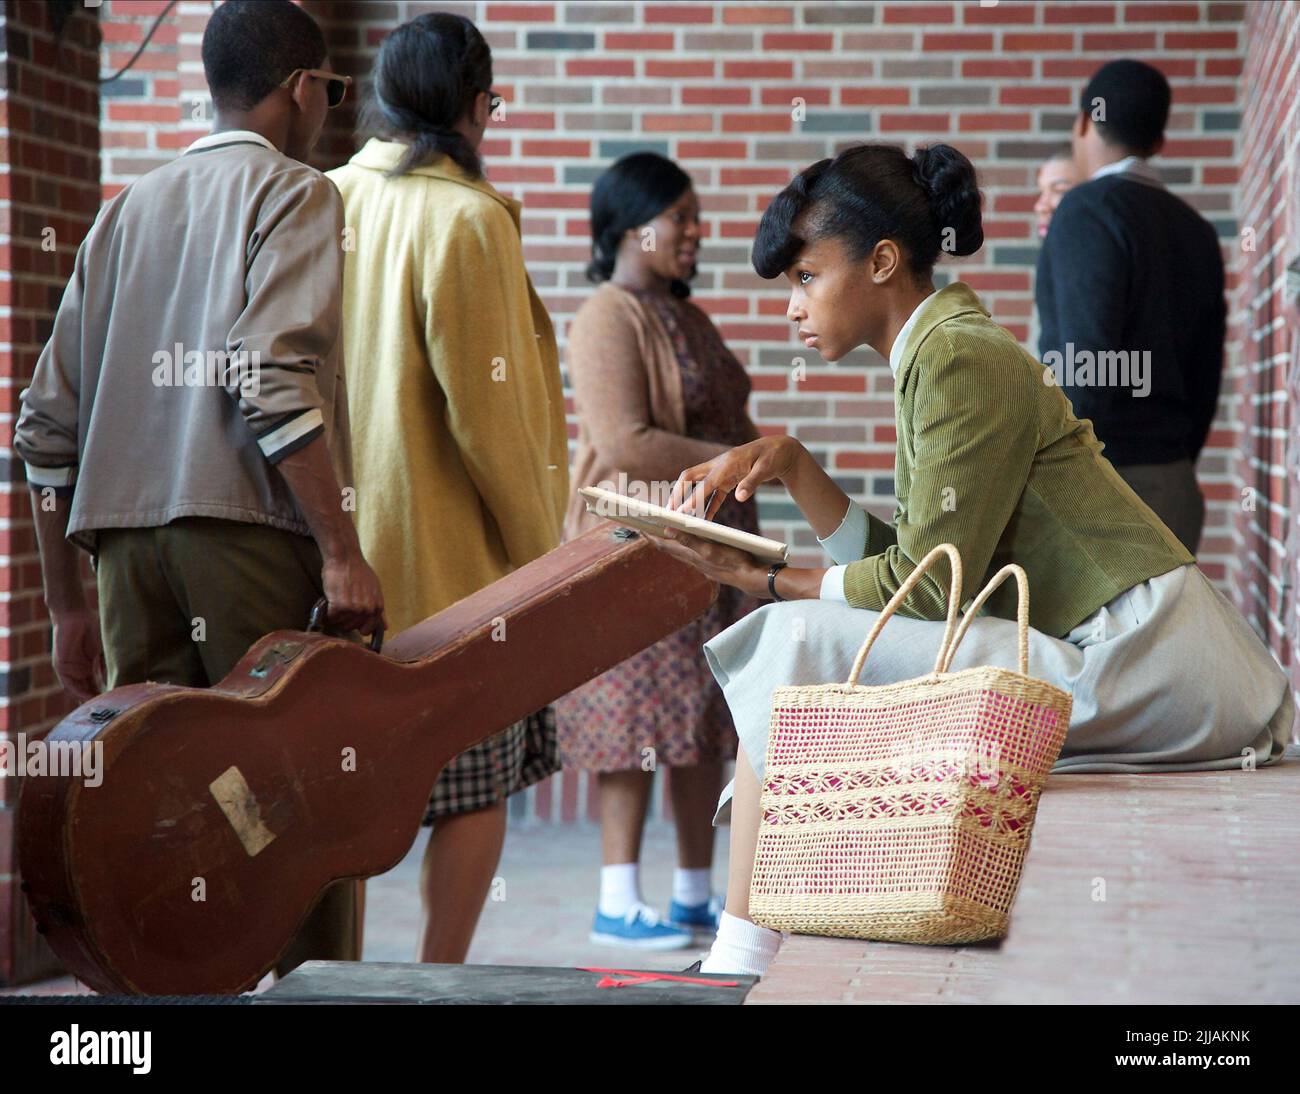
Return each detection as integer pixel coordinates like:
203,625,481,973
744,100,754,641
319,553,387,637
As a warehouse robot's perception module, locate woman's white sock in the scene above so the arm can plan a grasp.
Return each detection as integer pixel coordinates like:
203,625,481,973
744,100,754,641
672,867,712,907
698,911,782,976
598,863,641,917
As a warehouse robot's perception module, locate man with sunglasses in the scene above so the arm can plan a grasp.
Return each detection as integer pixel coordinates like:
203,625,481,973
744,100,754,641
15,0,380,978
281,65,353,111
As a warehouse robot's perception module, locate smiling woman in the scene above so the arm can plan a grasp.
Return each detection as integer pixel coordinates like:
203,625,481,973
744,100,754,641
553,151,766,952
645,142,1295,978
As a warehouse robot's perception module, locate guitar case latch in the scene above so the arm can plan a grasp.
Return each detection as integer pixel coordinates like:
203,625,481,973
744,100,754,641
249,640,306,679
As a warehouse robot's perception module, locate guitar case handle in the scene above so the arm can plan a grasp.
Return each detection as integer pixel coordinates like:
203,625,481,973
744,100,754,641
306,597,385,654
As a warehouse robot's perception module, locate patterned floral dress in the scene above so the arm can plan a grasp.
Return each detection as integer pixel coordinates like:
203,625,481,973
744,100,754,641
554,288,762,772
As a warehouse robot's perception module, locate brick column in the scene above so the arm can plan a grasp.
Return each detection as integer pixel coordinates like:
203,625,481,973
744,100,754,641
0,0,101,985
1236,0,1299,710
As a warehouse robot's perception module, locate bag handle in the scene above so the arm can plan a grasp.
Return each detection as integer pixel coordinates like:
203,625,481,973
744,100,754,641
939,563,1029,676
845,543,962,686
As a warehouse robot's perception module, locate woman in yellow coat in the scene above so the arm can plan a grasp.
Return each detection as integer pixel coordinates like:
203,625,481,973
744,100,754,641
327,12,569,962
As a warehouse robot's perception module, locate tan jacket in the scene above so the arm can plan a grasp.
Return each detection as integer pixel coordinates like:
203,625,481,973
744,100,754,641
327,140,569,632
563,281,758,543
14,131,352,553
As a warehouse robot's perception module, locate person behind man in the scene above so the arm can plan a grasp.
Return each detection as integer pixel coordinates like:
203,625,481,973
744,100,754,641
556,152,762,950
13,0,385,977
1036,59,1225,554
1034,147,1079,241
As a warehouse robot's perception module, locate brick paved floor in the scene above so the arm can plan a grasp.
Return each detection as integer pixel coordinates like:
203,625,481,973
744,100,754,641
6,749,1297,1003
747,747,1300,1004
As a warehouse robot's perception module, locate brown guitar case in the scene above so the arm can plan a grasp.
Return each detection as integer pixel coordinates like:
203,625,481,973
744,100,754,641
17,523,717,995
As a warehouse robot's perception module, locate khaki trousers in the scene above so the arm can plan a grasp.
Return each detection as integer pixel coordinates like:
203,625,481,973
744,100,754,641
1114,457,1205,556
94,516,362,979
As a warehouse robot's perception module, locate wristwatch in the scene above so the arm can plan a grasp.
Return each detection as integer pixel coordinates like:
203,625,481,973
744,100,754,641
767,561,788,601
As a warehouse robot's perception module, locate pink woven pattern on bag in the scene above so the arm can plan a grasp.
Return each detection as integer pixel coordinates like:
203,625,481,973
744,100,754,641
749,546,1072,944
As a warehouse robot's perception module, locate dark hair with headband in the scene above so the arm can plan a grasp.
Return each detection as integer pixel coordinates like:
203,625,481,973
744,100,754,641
363,12,492,179
587,152,695,299
752,143,983,284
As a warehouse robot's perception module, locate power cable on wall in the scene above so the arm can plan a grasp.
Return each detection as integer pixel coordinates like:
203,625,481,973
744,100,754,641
98,0,181,84
51,0,204,81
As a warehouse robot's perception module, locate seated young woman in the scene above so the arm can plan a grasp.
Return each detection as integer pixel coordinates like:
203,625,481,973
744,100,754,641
647,142,1294,977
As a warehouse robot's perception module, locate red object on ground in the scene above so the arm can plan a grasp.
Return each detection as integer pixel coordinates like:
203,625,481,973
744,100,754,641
580,967,741,989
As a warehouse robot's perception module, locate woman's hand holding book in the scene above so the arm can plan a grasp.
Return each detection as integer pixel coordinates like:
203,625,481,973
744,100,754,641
666,435,802,519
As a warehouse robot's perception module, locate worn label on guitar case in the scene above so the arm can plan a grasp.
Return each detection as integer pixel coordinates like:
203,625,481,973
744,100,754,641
209,766,278,857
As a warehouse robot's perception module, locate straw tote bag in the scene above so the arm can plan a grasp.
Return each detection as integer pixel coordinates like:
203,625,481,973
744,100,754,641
749,543,1072,944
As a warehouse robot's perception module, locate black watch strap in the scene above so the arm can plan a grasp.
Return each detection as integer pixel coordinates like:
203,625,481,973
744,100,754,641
767,561,788,601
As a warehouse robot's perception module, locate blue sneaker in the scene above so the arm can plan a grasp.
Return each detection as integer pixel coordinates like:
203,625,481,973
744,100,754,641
667,894,724,935
590,902,693,950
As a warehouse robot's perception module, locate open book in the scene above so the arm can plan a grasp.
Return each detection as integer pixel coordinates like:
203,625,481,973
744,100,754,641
580,485,789,564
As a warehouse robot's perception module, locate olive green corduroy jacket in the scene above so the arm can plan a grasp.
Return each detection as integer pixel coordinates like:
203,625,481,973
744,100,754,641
841,281,1194,639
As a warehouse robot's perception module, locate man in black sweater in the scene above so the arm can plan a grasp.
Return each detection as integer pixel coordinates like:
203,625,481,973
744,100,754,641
1036,59,1225,554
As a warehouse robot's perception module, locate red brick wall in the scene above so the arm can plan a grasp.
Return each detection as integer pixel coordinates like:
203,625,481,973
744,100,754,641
1236,0,1299,698
0,0,101,985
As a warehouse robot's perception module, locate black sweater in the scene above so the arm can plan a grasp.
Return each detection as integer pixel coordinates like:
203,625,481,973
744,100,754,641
1035,171,1225,467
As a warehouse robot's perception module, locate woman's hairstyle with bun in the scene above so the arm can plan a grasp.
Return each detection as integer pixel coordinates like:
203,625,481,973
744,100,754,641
587,151,695,298
752,142,983,282
363,12,492,179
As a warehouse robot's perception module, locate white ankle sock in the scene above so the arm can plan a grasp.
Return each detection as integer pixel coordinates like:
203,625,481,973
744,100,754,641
698,911,782,975
598,863,641,917
672,867,712,907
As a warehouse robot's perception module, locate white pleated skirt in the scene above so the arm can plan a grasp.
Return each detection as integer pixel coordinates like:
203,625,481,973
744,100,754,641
705,563,1295,826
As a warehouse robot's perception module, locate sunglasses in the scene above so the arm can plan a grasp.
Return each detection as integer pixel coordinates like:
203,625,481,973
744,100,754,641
280,68,353,109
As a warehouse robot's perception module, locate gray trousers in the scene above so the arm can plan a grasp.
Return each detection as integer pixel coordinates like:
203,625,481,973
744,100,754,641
706,563,1294,826
1113,457,1205,555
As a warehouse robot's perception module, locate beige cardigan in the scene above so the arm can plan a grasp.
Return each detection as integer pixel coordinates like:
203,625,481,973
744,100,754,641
563,281,760,542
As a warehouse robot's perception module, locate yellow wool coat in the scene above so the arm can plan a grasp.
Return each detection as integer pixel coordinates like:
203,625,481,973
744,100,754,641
327,139,569,633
